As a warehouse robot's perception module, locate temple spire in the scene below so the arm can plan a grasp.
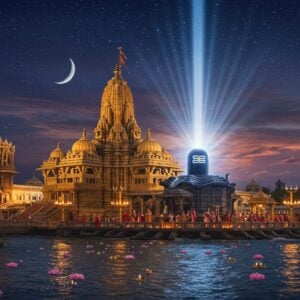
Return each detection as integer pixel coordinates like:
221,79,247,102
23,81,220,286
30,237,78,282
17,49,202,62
146,128,151,139
81,128,87,139
114,64,122,78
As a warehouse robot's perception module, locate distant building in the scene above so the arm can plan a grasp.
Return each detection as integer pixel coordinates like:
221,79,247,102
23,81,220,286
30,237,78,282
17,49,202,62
38,65,182,218
234,180,276,214
0,137,43,219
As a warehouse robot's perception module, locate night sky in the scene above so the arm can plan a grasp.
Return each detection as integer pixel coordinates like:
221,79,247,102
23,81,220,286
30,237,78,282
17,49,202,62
0,0,299,189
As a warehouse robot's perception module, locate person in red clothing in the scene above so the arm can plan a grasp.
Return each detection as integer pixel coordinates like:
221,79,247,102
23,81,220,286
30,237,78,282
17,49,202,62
94,214,100,228
81,214,86,224
191,208,197,223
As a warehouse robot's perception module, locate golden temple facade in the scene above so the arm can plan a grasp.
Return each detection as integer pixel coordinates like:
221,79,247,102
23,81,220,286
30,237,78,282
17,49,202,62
39,65,182,218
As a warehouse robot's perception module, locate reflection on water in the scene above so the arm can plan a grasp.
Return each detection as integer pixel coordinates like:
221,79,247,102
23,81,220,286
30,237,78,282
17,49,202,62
103,240,129,289
280,243,300,295
0,237,300,299
49,241,73,296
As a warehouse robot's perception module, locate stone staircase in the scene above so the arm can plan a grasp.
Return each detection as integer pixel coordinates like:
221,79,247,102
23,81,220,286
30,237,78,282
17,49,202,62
18,202,59,222
17,203,44,221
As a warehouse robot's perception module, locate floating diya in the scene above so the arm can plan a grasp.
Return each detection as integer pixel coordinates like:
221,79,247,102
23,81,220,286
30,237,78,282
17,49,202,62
252,261,265,269
136,274,144,282
227,256,236,263
145,268,152,275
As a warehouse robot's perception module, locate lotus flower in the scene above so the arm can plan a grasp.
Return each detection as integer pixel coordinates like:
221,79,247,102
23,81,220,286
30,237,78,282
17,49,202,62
48,269,62,276
220,249,228,254
180,250,187,254
6,262,18,268
205,250,212,255
253,254,264,260
249,273,266,280
69,273,85,280
63,252,72,258
124,255,135,260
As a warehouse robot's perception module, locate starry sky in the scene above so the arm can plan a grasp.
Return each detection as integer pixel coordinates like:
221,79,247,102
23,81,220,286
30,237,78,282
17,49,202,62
0,0,299,189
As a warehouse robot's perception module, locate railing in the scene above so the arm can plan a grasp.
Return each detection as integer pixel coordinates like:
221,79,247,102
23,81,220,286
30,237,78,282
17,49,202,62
0,220,300,230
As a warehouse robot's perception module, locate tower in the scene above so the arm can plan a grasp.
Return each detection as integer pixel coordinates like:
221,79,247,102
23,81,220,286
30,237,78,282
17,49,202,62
0,137,16,204
94,65,142,211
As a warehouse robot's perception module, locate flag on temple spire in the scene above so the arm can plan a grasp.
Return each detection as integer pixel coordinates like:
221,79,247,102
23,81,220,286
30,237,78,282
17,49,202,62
118,47,129,73
118,47,127,66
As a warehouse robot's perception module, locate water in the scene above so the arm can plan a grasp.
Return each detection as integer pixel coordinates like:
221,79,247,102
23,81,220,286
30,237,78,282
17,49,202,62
0,237,300,299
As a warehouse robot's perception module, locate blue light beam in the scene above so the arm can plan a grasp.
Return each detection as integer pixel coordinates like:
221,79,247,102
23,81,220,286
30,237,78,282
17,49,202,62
192,0,205,149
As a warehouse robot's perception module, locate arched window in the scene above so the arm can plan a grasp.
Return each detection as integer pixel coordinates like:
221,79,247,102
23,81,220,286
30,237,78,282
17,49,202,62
138,168,146,175
86,168,94,174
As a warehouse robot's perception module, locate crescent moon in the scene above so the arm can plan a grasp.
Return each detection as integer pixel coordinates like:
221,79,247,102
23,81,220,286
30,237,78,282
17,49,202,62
55,58,75,85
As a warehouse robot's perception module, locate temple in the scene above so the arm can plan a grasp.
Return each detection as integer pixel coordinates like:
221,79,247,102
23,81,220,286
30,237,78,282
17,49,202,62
161,148,236,215
0,137,43,219
39,65,182,219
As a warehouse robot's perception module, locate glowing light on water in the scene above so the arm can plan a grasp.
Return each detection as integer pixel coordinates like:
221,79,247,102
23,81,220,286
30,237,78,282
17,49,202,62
192,0,205,149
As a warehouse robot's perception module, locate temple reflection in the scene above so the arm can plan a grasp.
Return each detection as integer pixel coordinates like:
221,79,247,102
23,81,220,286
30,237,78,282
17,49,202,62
49,240,74,294
280,243,300,293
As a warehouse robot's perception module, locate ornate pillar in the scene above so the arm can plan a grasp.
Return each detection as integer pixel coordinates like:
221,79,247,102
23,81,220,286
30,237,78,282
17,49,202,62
154,197,160,219
139,196,144,214
179,197,183,212
271,203,275,221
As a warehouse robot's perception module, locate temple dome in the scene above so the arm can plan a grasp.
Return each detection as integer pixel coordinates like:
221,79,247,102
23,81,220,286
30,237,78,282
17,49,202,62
49,142,65,160
25,173,43,186
137,129,162,153
162,147,172,159
72,129,96,153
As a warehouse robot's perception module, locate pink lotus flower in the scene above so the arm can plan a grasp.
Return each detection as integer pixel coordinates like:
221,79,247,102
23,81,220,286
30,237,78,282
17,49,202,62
48,269,62,276
249,273,266,280
253,254,264,260
6,262,18,268
63,252,72,258
124,255,135,260
69,273,85,280
180,250,187,254
205,250,212,255
220,249,228,254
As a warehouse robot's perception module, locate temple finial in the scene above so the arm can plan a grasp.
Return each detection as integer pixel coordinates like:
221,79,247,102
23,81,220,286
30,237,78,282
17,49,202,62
146,128,151,139
57,141,60,148
82,128,87,139
114,64,121,77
